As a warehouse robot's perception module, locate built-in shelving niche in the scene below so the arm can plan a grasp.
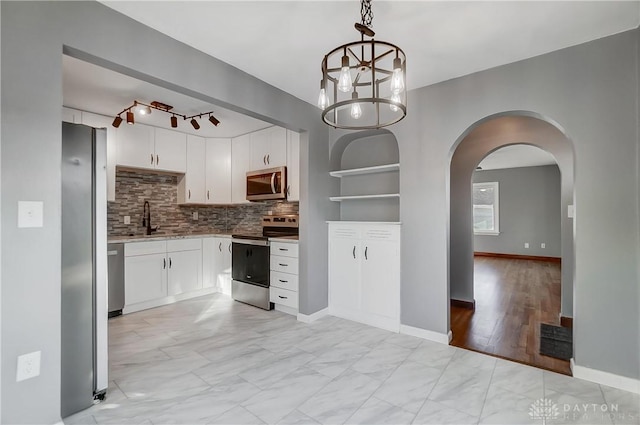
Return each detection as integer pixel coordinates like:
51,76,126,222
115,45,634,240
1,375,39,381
329,131,400,222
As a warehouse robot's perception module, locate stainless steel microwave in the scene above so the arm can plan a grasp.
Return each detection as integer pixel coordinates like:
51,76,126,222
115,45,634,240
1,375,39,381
246,166,287,201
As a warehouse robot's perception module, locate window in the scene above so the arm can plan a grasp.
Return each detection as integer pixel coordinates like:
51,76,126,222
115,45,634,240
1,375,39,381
473,182,499,235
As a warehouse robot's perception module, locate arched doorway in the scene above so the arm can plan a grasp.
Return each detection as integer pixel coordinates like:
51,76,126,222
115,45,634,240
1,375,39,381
448,112,575,374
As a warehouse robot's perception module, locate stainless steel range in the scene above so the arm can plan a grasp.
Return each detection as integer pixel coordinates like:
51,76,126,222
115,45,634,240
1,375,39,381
231,214,298,310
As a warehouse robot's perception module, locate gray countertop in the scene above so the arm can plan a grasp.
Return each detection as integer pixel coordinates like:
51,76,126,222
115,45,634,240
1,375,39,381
108,233,298,244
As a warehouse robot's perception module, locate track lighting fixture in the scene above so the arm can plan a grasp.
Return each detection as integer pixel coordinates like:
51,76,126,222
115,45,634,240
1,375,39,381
112,115,123,128
112,100,221,131
208,114,220,127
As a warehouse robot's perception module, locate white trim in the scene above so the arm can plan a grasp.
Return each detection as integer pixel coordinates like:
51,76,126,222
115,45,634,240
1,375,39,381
571,358,640,394
399,324,451,345
474,231,500,236
297,307,329,323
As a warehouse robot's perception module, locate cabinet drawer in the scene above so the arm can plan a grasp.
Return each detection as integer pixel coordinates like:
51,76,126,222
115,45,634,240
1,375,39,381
271,242,298,258
167,238,201,252
270,287,298,309
270,255,298,274
270,271,298,292
125,240,167,257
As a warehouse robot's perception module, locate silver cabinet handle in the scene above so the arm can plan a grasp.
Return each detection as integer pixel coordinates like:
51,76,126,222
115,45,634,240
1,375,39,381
218,242,222,252
169,257,172,268
279,248,288,252
267,154,270,164
278,295,287,299
365,246,368,260
279,263,288,267
207,190,210,200
228,243,231,253
287,185,290,196
278,279,288,283
150,154,154,165
352,246,356,259
263,155,266,165
156,154,159,165
270,173,276,194
188,189,191,199
163,258,166,269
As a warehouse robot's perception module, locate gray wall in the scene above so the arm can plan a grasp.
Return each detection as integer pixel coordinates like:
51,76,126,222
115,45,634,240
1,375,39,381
331,30,640,380
473,165,561,257
1,2,337,423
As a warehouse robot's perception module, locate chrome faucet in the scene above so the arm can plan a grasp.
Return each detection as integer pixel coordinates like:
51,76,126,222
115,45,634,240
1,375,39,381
142,201,159,235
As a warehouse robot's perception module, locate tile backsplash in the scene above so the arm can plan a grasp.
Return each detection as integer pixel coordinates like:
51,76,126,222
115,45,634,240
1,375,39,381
107,170,298,237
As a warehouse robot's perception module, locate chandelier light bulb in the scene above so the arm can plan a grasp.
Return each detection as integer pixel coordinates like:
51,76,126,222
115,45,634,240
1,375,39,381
317,88,330,110
389,93,401,112
337,55,352,93
350,91,362,119
390,57,405,95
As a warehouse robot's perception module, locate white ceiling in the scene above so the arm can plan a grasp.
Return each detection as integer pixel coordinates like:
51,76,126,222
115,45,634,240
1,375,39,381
63,56,272,138
476,145,556,171
101,1,640,105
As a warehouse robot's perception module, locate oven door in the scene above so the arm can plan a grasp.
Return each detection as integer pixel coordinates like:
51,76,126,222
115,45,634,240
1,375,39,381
231,239,270,287
246,167,286,201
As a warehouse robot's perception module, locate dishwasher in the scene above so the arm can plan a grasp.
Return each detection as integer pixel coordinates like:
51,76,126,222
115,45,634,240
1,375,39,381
107,243,125,317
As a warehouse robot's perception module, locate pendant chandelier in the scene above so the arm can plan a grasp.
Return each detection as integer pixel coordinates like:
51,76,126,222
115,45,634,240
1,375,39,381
318,0,406,130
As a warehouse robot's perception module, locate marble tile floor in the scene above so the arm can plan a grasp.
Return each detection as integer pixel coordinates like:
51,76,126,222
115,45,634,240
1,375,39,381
65,294,639,425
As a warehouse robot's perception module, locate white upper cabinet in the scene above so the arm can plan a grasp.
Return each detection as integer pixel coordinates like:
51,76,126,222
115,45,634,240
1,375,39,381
178,135,206,204
206,138,232,204
286,130,300,202
154,128,187,173
116,124,155,170
231,133,252,204
250,126,287,169
116,125,186,173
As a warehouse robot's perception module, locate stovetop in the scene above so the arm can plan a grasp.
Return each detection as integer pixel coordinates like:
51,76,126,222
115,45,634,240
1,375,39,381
231,233,268,241
232,214,299,241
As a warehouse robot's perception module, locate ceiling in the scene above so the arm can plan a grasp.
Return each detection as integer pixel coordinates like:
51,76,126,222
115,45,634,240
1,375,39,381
101,1,639,105
63,56,271,138
476,145,556,171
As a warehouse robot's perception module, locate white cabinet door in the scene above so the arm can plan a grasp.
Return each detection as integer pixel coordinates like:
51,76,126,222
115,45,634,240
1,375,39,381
168,250,202,296
202,238,216,289
231,133,251,204
286,130,300,201
214,237,232,294
361,240,400,320
251,126,287,169
206,138,232,204
329,237,361,313
116,124,155,170
179,135,206,204
154,128,186,173
124,253,168,305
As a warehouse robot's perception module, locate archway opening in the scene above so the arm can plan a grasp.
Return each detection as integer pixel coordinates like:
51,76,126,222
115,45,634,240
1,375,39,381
448,113,575,375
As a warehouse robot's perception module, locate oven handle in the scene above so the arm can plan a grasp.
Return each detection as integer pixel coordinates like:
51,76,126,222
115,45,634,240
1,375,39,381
232,238,270,247
270,172,276,194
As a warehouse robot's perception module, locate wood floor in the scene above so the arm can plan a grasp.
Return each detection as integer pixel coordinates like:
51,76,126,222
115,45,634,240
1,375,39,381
450,256,571,375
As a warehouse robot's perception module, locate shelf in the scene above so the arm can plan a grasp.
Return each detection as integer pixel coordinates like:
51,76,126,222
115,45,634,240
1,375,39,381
329,163,400,178
329,193,400,202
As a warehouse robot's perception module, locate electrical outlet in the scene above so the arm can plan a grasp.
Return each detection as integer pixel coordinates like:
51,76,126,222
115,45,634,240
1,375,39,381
124,216,131,225
16,351,41,382
192,212,198,220
524,243,529,249
541,243,546,249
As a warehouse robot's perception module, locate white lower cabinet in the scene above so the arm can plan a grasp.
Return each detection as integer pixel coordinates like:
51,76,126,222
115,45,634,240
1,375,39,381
123,238,209,314
203,236,232,295
269,241,299,313
328,222,400,332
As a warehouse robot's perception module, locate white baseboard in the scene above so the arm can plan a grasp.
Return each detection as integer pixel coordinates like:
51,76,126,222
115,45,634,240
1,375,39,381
399,324,451,345
123,287,217,315
571,358,640,394
297,307,329,323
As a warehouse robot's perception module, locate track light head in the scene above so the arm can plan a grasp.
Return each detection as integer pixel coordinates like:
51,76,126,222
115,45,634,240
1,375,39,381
171,115,178,128
112,115,123,128
126,110,135,125
190,118,200,130
137,104,152,115
208,115,220,126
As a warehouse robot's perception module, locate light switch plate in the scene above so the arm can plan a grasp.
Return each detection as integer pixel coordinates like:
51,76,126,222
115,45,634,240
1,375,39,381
193,212,198,220
16,351,41,382
18,201,44,228
124,216,131,225
524,242,529,249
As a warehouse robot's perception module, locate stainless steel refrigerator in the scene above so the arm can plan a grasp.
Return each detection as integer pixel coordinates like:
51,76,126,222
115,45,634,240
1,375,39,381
61,122,108,418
